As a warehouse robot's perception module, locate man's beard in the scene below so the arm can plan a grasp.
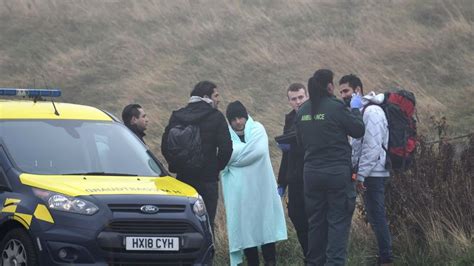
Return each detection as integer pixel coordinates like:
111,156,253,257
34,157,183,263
343,96,352,107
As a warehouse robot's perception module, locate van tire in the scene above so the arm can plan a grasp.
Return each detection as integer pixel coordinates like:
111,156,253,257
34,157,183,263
0,228,38,266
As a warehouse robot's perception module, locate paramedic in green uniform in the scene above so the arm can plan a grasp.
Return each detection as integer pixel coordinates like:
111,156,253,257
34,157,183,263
296,69,365,265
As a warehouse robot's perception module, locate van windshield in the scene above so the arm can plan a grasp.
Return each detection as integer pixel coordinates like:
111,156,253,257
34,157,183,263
0,120,162,176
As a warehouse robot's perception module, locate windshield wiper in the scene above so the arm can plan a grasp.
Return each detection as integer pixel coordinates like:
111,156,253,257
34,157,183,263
64,172,138,176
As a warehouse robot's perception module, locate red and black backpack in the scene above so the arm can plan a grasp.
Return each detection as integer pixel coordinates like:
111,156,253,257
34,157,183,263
380,89,417,171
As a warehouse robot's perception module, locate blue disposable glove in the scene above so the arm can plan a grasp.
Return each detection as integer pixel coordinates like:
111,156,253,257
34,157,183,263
278,143,291,152
277,186,286,197
350,93,363,109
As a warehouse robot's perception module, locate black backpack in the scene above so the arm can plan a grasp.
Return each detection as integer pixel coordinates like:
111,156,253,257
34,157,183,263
364,89,417,171
166,123,205,170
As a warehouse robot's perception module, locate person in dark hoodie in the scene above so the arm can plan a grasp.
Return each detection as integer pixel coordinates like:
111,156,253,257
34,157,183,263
122,103,149,143
161,81,232,230
295,69,365,265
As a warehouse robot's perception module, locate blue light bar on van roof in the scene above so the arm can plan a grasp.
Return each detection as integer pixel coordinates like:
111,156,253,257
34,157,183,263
0,88,61,97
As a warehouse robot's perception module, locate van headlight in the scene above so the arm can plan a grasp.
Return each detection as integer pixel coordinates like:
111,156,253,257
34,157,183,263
33,188,99,215
192,195,206,217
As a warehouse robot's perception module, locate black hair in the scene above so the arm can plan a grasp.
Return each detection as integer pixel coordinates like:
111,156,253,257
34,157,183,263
122,103,142,127
226,100,248,122
190,81,217,98
287,83,306,96
339,74,364,94
308,69,333,116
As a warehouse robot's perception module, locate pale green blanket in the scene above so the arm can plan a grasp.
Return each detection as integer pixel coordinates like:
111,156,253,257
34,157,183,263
221,116,287,265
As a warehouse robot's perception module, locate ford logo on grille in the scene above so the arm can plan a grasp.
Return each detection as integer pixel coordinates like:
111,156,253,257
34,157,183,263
140,205,160,214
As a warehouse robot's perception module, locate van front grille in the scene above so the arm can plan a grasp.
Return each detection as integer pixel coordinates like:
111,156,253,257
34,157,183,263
108,204,186,213
104,221,194,234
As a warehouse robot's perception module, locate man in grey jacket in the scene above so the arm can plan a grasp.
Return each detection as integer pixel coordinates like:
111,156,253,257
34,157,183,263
339,74,393,265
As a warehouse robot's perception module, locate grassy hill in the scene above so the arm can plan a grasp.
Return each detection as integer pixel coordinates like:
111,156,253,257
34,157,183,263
1,0,473,264
1,0,473,147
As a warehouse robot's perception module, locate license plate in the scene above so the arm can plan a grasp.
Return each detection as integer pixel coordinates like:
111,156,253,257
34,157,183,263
125,236,180,251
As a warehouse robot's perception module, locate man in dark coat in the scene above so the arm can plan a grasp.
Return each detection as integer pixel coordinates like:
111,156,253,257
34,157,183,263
277,83,309,260
161,81,232,230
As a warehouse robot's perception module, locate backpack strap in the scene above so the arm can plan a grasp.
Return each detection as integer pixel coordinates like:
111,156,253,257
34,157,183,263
361,102,381,116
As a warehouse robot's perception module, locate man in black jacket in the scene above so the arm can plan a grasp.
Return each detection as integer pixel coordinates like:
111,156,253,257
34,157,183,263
277,83,309,260
161,81,232,230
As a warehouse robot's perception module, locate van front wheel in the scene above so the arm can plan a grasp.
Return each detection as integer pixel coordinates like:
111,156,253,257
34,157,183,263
0,228,38,266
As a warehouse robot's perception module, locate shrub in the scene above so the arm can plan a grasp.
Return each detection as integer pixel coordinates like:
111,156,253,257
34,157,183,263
382,133,473,264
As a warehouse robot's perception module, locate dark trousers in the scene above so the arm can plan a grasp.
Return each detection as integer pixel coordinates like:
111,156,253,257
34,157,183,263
244,242,276,266
363,177,393,264
182,181,219,231
304,173,356,266
288,182,309,258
